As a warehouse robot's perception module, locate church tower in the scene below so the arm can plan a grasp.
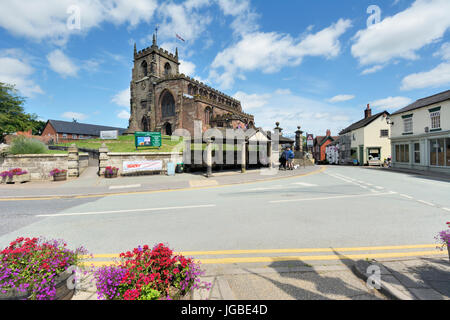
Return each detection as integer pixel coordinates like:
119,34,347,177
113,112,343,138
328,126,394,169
126,33,180,134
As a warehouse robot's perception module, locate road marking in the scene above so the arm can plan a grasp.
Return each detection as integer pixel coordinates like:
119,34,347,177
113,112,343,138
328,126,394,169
84,249,445,266
269,191,396,204
85,244,439,259
443,207,450,212
292,182,318,187
400,194,414,199
36,204,216,217
375,186,384,190
109,184,141,190
417,200,435,207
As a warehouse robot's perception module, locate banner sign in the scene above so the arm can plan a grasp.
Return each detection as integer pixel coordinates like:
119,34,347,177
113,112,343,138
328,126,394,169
100,130,118,140
135,132,162,149
123,160,163,173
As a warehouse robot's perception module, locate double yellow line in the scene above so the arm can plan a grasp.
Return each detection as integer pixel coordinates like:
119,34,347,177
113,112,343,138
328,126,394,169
83,244,444,267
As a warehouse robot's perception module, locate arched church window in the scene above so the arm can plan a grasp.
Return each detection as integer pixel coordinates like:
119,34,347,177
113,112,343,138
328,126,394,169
161,91,175,118
141,60,148,77
141,117,149,132
205,107,212,126
164,63,172,76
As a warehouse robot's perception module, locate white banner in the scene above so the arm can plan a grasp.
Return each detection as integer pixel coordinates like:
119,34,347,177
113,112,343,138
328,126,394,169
123,160,163,173
100,130,118,140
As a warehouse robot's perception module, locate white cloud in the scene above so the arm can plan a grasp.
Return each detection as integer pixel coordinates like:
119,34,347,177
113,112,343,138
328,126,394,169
370,96,412,110
179,60,196,76
47,49,79,78
233,91,271,109
433,42,450,61
234,89,355,136
157,0,212,43
361,65,384,75
0,50,43,97
217,0,259,35
61,112,88,121
210,19,352,89
117,110,131,120
0,0,158,45
401,62,450,90
274,89,292,95
327,94,355,103
111,88,130,107
352,0,450,66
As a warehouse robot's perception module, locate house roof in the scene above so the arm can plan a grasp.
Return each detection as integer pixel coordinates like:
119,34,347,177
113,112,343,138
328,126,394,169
391,89,450,115
314,136,338,146
47,120,127,136
339,111,389,135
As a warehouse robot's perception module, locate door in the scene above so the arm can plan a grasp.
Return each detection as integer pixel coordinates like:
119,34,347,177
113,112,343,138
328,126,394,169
359,145,364,165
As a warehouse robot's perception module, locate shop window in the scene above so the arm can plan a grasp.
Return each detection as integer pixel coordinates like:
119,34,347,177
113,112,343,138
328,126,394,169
430,139,445,166
395,144,409,163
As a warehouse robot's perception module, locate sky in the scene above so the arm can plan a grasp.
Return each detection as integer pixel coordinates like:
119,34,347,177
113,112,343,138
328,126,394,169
0,0,449,136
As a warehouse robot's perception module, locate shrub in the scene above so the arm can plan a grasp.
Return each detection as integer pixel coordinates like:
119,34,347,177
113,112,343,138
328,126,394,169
93,243,211,300
435,222,450,250
8,136,47,155
0,237,89,300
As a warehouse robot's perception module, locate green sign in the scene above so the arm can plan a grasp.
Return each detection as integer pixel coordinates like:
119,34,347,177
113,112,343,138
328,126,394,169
135,132,162,149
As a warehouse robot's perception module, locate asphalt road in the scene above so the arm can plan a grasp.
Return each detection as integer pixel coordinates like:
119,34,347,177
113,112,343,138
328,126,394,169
1,166,449,261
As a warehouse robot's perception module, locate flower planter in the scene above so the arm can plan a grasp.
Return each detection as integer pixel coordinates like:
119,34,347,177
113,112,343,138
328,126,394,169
0,270,75,301
104,172,118,179
53,173,67,181
1,172,30,184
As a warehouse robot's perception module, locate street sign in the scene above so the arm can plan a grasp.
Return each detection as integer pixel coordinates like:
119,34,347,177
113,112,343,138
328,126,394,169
306,134,314,147
134,132,162,149
100,130,118,140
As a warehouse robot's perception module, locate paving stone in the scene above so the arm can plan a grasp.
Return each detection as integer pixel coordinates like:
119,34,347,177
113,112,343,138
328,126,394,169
389,270,429,289
427,280,450,298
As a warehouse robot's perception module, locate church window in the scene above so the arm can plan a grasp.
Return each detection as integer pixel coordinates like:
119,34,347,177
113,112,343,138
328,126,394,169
205,107,212,126
164,63,172,76
141,60,148,77
161,91,175,118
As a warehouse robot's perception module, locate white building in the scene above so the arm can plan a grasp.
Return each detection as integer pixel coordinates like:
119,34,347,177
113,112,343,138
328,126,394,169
389,90,450,174
339,105,391,166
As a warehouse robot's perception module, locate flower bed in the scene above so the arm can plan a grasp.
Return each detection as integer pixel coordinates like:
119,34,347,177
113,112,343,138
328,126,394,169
0,237,89,300
93,243,211,300
436,222,450,261
0,168,30,184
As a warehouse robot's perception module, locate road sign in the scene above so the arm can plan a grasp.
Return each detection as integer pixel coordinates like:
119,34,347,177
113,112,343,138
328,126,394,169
306,134,314,147
100,130,118,140
134,132,162,149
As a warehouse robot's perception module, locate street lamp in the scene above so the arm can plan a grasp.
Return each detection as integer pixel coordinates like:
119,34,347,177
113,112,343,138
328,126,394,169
386,116,394,126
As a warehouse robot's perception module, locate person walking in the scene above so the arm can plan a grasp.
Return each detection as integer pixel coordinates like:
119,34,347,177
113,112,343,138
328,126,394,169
286,147,295,170
279,148,287,170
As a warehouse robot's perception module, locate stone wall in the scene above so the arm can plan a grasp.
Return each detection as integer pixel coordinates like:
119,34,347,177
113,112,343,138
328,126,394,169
0,154,69,181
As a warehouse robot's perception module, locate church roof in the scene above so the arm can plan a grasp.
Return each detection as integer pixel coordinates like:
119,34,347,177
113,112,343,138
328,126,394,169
47,120,127,136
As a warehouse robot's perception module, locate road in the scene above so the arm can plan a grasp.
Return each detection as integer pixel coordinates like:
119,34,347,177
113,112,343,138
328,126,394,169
1,166,449,262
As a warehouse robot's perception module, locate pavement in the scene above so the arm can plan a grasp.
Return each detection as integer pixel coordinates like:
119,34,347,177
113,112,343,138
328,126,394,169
0,165,320,199
1,165,449,300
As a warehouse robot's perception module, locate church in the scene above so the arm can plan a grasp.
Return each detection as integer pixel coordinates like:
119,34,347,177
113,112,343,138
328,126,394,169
125,34,255,136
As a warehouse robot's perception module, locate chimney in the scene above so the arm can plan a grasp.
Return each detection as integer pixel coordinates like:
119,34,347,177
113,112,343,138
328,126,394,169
326,129,331,137
365,104,372,119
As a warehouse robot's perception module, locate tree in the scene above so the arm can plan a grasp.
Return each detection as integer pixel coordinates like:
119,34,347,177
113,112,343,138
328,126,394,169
0,83,41,142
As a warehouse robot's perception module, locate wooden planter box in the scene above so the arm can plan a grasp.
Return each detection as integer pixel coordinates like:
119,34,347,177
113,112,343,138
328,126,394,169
53,173,67,181
0,269,75,300
1,173,31,184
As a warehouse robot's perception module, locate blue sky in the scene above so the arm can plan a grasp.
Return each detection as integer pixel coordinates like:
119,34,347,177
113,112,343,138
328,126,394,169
0,0,449,136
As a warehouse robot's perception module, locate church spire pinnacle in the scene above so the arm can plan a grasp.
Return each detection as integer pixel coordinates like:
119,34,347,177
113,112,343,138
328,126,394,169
152,33,157,47
134,43,137,56
175,47,178,58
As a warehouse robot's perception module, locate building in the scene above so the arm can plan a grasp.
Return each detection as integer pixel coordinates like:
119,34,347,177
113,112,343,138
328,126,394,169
126,34,255,136
389,89,450,174
325,137,341,165
41,120,126,143
339,105,390,165
313,130,337,163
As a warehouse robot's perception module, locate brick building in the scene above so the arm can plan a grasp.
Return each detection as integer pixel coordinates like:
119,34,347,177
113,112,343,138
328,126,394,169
125,34,255,136
41,120,126,143
313,129,338,163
